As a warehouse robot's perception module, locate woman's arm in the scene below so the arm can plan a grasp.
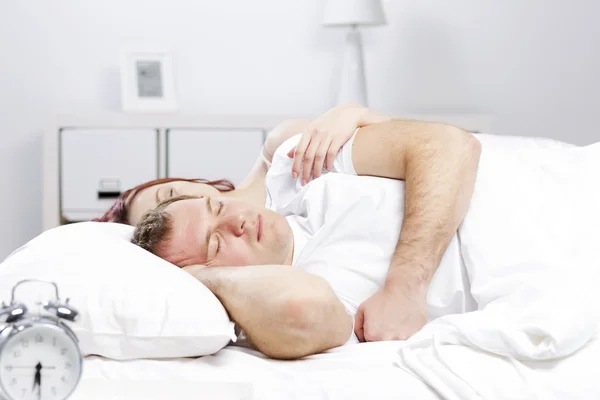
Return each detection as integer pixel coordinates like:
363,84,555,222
233,104,393,207
233,104,388,206
184,264,353,360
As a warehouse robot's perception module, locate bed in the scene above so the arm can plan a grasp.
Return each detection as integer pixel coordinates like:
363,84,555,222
5,121,599,400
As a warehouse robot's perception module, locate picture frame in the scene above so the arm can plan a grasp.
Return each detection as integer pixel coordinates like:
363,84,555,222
120,48,178,112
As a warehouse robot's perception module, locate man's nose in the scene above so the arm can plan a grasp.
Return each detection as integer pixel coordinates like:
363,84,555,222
219,214,246,237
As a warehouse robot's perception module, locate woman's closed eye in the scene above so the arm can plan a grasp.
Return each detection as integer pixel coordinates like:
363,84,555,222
158,187,175,203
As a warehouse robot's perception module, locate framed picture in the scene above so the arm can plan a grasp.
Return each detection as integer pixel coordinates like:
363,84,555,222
120,48,178,112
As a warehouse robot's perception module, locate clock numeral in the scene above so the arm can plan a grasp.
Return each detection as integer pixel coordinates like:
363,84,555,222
51,387,57,396
10,378,17,386
61,375,67,383
12,350,21,358
52,337,57,347
20,338,29,348
65,362,72,369
4,365,13,372
34,334,44,343
60,348,68,356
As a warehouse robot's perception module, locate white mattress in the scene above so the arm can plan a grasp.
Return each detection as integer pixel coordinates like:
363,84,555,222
71,342,440,400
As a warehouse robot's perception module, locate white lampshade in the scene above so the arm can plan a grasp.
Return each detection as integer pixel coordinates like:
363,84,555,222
323,0,386,27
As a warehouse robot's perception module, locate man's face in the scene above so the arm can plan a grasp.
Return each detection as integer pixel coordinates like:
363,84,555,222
159,197,294,268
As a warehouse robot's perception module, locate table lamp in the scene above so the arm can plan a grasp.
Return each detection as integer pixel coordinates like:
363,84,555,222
323,0,387,106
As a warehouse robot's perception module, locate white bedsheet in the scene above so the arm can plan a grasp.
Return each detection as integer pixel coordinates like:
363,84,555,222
72,342,440,400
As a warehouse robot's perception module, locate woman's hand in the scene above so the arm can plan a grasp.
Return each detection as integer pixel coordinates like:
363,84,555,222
288,104,391,184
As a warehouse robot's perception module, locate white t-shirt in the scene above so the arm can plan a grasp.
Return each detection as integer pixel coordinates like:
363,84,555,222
265,133,476,344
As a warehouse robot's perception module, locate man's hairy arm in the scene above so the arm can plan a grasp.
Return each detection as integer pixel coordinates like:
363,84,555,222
354,119,481,279
184,265,353,359
352,118,481,341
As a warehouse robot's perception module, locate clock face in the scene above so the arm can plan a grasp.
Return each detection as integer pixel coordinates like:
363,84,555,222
0,324,82,400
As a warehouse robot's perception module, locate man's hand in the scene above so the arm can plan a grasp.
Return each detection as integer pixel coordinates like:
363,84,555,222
354,278,428,342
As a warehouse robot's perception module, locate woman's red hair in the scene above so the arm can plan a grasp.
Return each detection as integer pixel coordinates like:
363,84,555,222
93,177,235,224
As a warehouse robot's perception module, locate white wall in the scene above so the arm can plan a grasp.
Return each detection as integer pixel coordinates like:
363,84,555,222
1,0,599,259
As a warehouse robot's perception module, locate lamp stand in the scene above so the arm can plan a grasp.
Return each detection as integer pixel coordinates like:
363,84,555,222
335,25,368,106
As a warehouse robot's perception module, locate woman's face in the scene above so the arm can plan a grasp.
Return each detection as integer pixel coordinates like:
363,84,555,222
128,181,221,225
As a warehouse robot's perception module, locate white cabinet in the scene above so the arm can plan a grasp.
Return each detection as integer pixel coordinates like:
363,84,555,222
60,128,158,221
167,129,264,187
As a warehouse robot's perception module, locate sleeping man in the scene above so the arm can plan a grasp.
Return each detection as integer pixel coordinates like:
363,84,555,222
131,106,483,360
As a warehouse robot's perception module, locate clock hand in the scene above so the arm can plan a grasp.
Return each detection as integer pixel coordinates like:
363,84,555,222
35,362,42,400
33,362,41,390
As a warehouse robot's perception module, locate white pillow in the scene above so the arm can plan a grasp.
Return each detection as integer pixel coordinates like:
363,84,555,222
0,222,236,360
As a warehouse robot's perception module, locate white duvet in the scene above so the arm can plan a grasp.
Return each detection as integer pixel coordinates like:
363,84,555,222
394,136,600,399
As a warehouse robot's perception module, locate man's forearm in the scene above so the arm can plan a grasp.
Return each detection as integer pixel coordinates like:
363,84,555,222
352,120,481,288
184,265,352,359
388,122,481,287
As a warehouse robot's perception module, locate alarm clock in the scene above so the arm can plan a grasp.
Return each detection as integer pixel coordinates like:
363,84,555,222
0,280,82,400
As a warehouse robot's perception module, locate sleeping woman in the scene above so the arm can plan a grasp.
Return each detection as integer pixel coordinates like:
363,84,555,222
94,104,391,225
